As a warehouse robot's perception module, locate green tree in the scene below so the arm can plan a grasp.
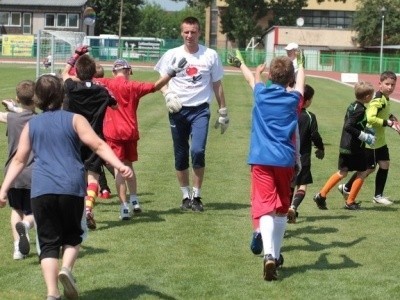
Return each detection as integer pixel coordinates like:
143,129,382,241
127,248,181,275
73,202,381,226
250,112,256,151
352,0,400,47
88,0,143,36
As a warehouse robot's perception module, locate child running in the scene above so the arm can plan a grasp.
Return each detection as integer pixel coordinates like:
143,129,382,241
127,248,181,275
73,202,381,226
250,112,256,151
0,74,133,300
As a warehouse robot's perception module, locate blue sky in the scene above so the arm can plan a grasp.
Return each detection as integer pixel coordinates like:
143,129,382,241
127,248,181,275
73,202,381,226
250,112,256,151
147,0,187,11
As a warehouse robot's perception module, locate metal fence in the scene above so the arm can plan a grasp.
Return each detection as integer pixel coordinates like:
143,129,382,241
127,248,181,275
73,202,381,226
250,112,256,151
1,42,399,74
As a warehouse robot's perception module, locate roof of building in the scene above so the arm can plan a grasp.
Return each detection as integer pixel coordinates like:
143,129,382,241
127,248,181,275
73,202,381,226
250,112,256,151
0,0,87,6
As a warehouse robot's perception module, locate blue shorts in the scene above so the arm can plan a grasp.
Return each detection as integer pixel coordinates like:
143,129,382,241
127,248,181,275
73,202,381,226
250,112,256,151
169,103,210,171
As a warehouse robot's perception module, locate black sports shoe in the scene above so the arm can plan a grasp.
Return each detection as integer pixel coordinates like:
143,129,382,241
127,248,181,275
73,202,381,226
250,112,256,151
16,222,30,256
191,197,204,212
276,254,284,268
344,202,361,210
250,231,263,255
263,254,277,281
180,197,192,211
313,193,328,210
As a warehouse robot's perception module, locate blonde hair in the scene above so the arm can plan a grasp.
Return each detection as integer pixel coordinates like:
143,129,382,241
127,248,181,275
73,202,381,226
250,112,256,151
354,81,374,100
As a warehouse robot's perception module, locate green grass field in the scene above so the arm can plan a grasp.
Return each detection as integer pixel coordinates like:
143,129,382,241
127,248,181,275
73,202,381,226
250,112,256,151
0,63,400,299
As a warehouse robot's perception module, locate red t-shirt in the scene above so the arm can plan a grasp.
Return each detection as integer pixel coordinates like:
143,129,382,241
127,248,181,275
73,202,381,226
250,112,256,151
95,76,155,141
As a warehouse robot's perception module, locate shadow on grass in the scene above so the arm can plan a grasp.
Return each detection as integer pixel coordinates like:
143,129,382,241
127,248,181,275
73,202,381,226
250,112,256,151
79,244,108,258
283,236,366,253
80,283,177,300
279,252,362,280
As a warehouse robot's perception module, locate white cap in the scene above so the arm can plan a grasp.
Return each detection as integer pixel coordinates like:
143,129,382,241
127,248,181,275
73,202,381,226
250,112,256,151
285,42,298,51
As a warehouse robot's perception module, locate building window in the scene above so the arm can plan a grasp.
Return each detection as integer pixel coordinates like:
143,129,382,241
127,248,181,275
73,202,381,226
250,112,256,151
0,12,21,26
45,14,55,27
45,13,79,28
302,10,354,28
11,12,21,26
23,13,31,34
68,14,78,28
57,14,67,27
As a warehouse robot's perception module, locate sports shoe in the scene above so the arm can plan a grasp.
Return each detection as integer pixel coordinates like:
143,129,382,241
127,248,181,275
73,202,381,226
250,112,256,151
287,207,297,224
344,202,361,210
373,195,393,205
99,189,111,199
58,267,78,299
276,254,284,268
180,197,192,211
13,247,24,260
131,200,142,213
313,193,328,210
337,184,349,200
250,231,263,255
191,197,204,212
119,205,131,220
86,209,97,230
16,222,30,256
263,254,277,281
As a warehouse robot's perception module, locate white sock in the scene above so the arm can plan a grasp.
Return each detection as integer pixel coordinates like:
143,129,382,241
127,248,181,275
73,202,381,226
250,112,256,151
260,214,274,257
22,220,31,230
192,187,201,198
272,216,287,259
180,186,191,199
130,194,139,205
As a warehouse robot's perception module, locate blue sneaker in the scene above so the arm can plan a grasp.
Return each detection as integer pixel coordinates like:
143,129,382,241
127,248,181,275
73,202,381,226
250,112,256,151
250,231,263,255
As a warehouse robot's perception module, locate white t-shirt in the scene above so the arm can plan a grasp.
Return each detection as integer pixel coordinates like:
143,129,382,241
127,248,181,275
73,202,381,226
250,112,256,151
154,45,224,107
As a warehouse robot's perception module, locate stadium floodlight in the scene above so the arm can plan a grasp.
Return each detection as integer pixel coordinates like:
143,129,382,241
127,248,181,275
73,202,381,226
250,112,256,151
379,7,386,74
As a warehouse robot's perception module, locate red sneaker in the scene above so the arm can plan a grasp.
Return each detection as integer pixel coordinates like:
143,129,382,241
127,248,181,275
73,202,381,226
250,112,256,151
100,190,111,199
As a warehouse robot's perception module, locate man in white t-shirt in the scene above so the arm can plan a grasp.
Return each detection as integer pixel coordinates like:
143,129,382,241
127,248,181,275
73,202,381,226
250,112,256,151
285,42,299,75
154,16,229,212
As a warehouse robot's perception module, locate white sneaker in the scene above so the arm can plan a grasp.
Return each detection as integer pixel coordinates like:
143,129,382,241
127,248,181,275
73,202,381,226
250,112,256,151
373,195,393,205
119,205,131,220
131,200,142,213
13,241,24,260
337,184,349,200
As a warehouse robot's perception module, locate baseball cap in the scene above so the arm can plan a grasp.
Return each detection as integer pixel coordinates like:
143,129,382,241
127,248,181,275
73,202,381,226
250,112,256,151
112,58,132,74
285,42,298,51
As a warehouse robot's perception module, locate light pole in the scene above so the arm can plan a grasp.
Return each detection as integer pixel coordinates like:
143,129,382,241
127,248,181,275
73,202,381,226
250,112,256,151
379,7,386,74
118,0,124,58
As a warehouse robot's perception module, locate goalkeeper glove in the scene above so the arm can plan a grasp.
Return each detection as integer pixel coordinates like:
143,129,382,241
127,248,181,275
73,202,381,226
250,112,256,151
67,45,89,67
315,148,325,160
227,50,244,68
214,107,229,134
358,131,376,145
296,49,305,69
167,57,187,77
164,91,182,113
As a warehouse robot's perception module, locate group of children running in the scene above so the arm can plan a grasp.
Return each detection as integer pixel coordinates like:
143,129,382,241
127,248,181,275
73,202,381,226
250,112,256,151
0,40,399,298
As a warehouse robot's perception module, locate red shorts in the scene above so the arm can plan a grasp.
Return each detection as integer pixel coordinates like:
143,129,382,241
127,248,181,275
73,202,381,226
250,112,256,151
106,139,138,162
250,165,294,221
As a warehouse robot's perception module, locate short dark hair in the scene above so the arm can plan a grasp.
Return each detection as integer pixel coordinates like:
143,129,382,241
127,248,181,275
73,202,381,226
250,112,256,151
269,56,295,86
34,75,64,111
304,84,315,102
181,16,200,30
380,70,397,82
16,80,35,106
75,55,96,81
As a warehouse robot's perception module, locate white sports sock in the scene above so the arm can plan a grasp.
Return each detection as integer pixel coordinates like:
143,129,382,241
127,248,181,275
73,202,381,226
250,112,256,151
272,216,287,259
259,214,274,257
180,186,191,199
192,187,201,198
130,194,139,205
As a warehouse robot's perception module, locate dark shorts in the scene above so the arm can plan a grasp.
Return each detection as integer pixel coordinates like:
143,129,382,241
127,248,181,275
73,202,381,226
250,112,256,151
338,152,367,172
295,165,313,185
31,194,84,261
8,188,32,215
169,103,210,170
365,145,390,169
81,146,104,174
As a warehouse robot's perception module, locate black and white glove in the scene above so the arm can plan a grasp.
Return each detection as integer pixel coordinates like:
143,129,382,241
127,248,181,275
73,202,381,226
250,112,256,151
315,149,325,160
167,57,187,77
358,131,376,145
214,107,229,134
387,119,400,134
164,91,182,113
